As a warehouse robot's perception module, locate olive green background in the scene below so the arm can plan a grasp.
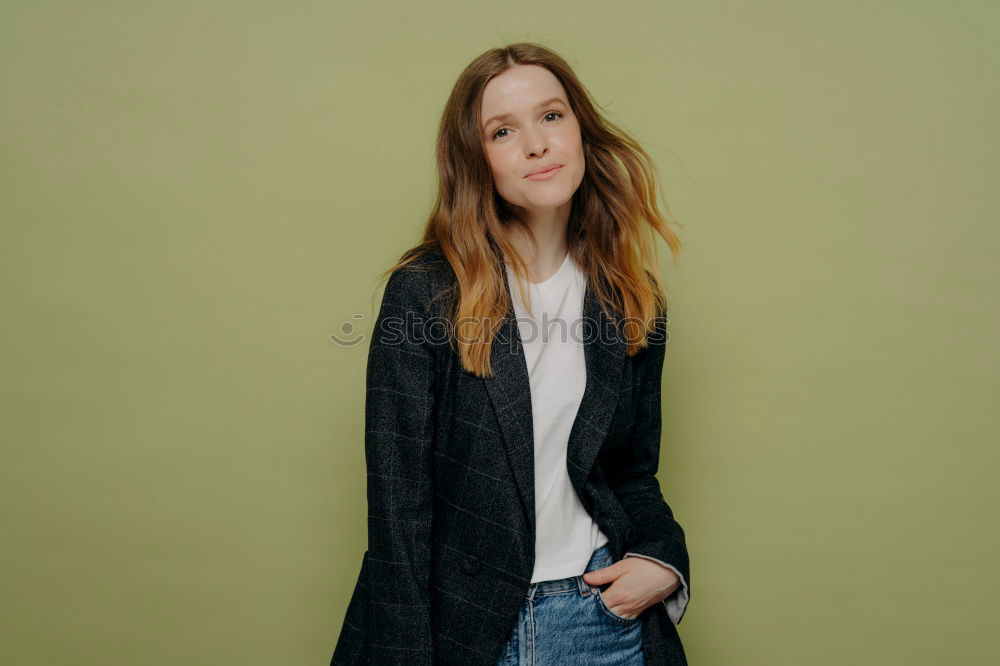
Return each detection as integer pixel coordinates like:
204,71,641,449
2,2,997,664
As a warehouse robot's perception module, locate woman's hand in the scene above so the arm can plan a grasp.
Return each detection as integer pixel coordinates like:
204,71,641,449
581,557,681,619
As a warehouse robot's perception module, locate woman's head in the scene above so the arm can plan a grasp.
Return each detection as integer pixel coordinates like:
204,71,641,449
385,42,682,377
479,63,585,221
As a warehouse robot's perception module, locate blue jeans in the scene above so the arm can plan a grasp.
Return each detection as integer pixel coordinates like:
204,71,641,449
494,544,645,665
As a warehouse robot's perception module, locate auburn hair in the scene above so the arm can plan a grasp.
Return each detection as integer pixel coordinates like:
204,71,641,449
376,42,683,377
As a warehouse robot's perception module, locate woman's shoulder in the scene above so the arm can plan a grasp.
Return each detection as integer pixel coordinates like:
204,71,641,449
383,244,457,317
398,245,452,273
389,245,456,287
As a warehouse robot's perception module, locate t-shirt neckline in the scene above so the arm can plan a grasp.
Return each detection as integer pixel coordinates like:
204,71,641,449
507,252,573,291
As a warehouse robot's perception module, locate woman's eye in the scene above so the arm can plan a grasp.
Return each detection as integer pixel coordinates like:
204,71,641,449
491,111,564,141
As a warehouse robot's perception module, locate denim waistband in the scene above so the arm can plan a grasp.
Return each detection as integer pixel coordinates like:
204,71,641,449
526,544,614,600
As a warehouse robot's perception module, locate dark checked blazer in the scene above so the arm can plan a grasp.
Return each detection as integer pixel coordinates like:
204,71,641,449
330,247,692,666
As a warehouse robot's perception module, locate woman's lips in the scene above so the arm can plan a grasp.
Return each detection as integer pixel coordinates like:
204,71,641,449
525,165,563,180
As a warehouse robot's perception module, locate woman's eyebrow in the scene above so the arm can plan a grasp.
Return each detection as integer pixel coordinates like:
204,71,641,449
482,97,567,130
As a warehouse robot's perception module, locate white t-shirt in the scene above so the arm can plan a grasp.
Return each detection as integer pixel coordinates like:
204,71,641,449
504,252,611,583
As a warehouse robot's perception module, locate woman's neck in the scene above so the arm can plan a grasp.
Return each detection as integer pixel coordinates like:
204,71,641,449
504,210,571,283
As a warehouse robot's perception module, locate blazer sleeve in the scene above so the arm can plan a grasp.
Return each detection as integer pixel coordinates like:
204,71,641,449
363,266,436,663
608,312,692,625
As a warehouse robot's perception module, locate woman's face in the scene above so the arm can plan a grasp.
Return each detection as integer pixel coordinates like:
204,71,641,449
480,65,585,216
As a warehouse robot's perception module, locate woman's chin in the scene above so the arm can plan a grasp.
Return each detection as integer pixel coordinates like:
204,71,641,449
521,192,575,210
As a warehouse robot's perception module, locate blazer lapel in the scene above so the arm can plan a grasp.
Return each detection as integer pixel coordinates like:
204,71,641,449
482,266,628,544
565,285,628,492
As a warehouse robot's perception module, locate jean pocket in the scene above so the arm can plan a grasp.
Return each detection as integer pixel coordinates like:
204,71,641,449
593,586,641,625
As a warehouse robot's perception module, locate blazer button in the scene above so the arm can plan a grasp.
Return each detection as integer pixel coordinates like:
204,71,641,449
461,554,481,575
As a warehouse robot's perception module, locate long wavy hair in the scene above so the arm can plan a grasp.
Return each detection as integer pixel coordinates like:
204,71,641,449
378,42,683,378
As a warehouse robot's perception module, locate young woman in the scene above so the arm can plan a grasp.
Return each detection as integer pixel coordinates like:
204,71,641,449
331,43,691,666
